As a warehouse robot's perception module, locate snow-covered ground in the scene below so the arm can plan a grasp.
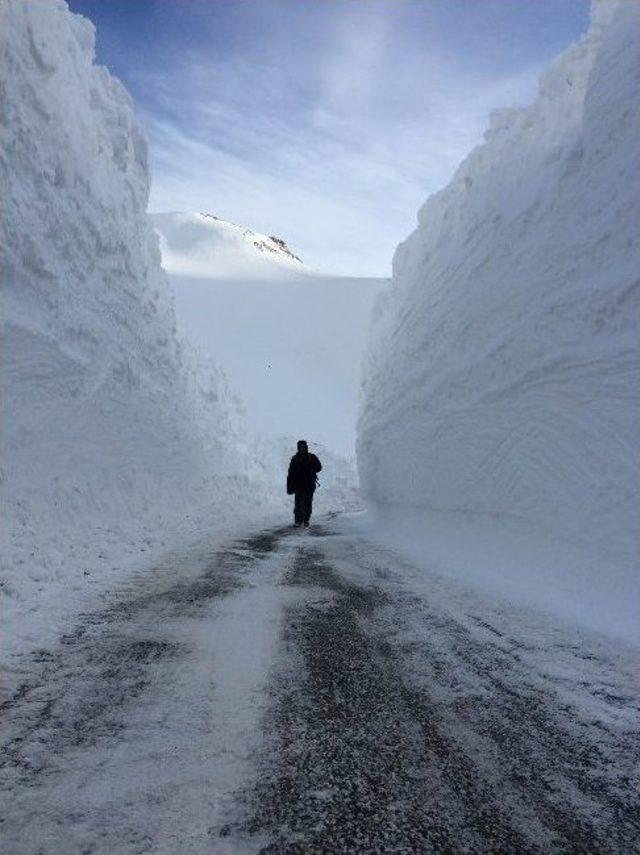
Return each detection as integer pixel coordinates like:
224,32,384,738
152,211,382,509
4,518,638,853
0,0,282,669
153,212,383,459
358,0,639,645
152,211,381,515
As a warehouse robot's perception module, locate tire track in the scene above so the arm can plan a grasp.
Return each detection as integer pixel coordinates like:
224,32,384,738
241,542,638,854
1,528,288,790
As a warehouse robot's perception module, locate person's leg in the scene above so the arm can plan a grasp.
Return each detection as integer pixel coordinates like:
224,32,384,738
294,492,303,525
303,489,314,525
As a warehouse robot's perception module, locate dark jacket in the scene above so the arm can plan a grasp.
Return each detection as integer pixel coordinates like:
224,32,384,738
287,452,322,495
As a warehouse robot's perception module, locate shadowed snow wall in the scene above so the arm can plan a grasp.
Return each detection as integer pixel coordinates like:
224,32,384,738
0,0,272,658
357,0,639,636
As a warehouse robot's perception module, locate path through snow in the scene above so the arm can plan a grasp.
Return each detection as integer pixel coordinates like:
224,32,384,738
2,518,638,853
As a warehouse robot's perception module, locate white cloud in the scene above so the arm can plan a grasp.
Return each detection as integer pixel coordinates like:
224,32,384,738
141,5,543,275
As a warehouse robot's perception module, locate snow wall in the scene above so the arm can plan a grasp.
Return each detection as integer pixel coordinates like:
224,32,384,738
0,0,274,657
357,0,639,643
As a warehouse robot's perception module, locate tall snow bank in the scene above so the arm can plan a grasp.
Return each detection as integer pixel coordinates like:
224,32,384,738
0,0,274,661
357,0,639,643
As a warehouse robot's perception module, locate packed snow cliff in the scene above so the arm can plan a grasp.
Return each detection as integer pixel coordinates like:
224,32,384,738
0,0,276,662
357,0,639,643
152,212,306,279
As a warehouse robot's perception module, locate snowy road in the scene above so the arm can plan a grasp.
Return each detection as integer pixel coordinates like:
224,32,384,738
2,518,638,854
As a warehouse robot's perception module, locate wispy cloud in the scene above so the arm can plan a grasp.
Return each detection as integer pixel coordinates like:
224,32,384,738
127,1,577,275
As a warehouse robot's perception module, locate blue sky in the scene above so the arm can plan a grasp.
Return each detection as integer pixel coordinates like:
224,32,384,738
68,0,589,276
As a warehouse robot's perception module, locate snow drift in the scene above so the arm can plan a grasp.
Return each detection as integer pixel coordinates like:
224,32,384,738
357,0,639,643
152,212,305,279
153,213,383,458
0,0,274,661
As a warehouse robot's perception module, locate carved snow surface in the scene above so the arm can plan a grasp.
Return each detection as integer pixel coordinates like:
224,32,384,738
357,0,640,643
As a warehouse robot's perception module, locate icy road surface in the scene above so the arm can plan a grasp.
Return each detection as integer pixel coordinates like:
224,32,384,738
2,518,638,854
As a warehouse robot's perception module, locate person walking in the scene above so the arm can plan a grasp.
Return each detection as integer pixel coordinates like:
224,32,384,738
287,440,322,527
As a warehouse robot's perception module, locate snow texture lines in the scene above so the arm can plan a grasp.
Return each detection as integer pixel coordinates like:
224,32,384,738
357,0,640,642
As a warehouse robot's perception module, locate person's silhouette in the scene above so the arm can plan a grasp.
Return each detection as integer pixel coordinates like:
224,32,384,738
286,440,322,527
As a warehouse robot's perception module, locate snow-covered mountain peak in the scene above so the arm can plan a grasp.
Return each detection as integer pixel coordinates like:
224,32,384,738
152,211,307,279
200,213,303,264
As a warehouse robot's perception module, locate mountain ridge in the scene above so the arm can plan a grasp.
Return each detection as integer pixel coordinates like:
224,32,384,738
152,211,307,279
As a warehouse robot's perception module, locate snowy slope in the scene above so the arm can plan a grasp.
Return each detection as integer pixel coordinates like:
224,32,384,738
153,215,383,458
152,211,305,279
358,0,639,643
0,0,276,663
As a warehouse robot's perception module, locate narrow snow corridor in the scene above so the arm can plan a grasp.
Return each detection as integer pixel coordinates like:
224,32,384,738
3,2,638,852
3,518,638,854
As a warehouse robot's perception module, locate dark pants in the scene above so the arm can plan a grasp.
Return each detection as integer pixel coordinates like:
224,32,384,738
294,489,315,524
